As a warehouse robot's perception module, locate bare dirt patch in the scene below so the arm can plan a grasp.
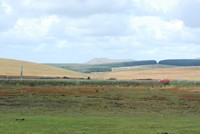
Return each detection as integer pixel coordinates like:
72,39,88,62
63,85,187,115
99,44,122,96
20,87,101,95
0,91,19,96
161,87,200,93
0,86,104,96
180,94,200,100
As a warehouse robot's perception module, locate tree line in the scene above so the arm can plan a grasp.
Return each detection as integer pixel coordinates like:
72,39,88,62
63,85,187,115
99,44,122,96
47,59,200,73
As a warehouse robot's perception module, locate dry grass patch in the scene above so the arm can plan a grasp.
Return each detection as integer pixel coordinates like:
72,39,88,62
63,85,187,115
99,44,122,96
92,67,200,81
0,58,86,78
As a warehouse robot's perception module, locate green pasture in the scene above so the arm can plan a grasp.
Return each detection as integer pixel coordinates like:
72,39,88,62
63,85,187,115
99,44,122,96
0,80,199,133
0,114,200,134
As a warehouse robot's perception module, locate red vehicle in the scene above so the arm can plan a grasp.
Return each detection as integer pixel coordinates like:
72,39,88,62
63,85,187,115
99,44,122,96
160,79,170,84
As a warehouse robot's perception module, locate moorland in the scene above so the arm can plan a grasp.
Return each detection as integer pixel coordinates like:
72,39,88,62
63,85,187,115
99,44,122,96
0,58,200,134
0,80,200,134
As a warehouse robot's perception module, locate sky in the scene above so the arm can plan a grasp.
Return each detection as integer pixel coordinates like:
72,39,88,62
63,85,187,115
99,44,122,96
0,0,200,63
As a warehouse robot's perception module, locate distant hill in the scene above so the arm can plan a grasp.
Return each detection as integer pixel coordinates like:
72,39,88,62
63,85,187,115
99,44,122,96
86,58,133,65
48,60,157,73
46,58,200,74
0,58,85,78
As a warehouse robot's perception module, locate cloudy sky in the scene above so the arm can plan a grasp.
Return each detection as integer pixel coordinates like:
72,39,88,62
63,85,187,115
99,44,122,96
0,0,200,63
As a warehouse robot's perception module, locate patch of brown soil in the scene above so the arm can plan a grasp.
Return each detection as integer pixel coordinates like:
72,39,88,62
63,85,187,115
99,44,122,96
161,87,200,92
0,91,19,96
180,94,200,100
20,87,101,95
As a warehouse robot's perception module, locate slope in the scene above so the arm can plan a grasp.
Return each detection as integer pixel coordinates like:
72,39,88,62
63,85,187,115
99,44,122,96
0,58,85,78
86,58,133,65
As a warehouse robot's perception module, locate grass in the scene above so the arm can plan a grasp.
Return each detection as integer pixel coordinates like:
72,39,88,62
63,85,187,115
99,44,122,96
46,60,156,73
0,80,200,133
0,79,161,87
1,114,200,134
112,64,176,71
91,66,200,80
0,58,85,78
1,58,200,81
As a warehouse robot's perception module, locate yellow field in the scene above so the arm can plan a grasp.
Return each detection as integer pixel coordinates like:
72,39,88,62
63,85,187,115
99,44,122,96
92,67,200,81
1,58,199,80
0,58,85,78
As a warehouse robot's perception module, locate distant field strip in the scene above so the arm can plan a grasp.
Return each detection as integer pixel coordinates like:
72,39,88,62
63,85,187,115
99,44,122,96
92,67,200,80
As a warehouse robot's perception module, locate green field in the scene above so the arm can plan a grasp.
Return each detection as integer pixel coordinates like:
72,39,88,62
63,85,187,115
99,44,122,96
0,80,200,133
1,114,200,134
46,60,157,73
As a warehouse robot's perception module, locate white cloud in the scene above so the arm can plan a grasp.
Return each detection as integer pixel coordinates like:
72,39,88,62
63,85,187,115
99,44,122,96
143,0,180,13
3,15,60,39
0,0,200,63
56,40,70,49
174,0,200,28
131,0,180,16
33,43,47,52
65,14,129,38
17,0,132,17
21,0,33,6
0,0,13,14
129,16,184,41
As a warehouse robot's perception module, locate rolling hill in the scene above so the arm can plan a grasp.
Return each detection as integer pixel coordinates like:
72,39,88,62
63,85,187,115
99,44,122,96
0,58,85,78
86,58,133,65
47,60,157,73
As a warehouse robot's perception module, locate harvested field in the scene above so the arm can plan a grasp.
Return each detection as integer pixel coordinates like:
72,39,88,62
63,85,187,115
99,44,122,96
92,66,200,80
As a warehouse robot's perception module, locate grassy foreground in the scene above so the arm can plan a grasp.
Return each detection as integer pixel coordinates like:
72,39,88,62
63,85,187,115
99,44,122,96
1,114,200,134
0,80,200,133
